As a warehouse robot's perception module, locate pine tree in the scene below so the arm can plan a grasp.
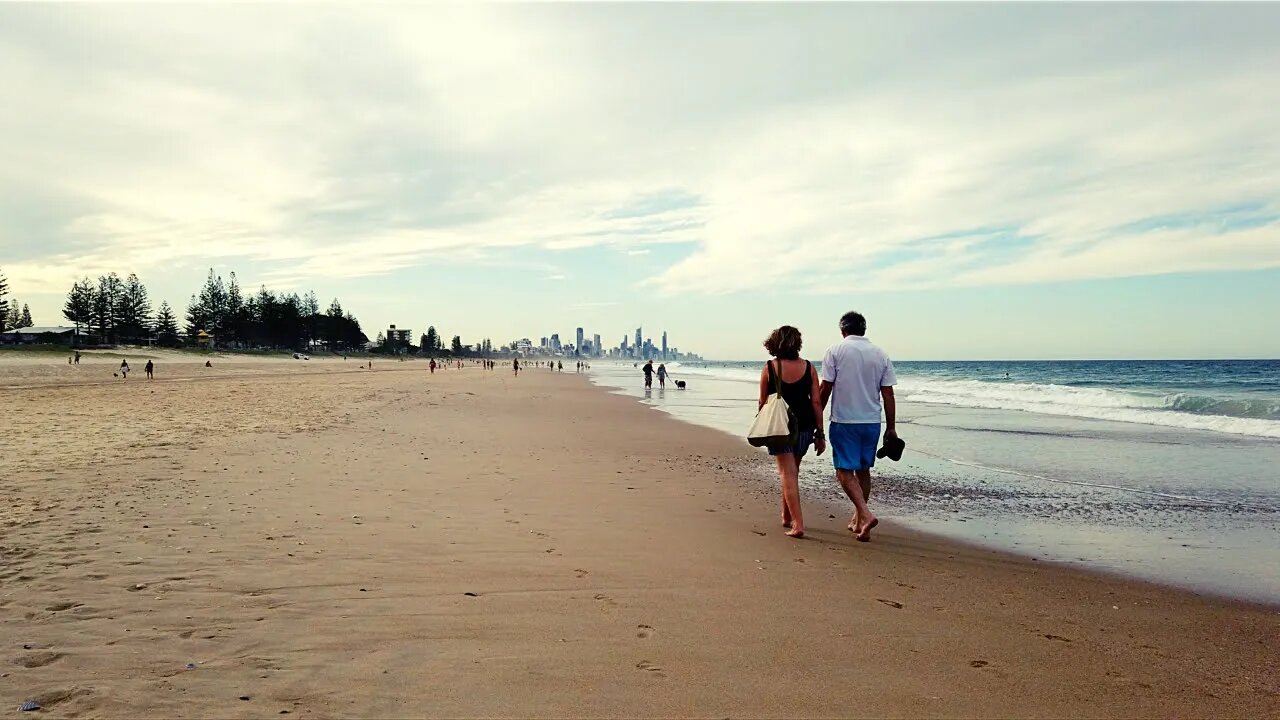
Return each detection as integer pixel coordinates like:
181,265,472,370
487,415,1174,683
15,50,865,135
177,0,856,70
63,277,95,335
117,273,151,341
4,303,19,332
153,301,180,347
0,266,9,330
225,272,244,347
93,273,124,343
424,326,439,354
451,335,463,355
19,304,33,329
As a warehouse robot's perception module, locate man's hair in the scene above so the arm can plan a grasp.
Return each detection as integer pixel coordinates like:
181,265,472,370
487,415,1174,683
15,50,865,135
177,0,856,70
763,325,803,359
839,311,867,336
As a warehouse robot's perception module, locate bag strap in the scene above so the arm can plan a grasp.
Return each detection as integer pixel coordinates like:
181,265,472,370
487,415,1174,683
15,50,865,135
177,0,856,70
769,359,783,397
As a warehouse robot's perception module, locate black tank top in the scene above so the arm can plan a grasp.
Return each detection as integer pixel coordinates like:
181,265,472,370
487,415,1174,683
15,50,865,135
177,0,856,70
770,360,816,432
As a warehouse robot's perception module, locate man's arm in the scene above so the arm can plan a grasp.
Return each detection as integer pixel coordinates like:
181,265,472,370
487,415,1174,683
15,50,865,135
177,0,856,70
881,386,896,436
819,380,834,411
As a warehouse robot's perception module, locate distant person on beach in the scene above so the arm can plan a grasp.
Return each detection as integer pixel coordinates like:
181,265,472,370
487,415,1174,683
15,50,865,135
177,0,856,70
205,360,212,368
119,359,130,379
657,363,668,389
760,326,824,539
642,360,654,388
557,360,563,372
144,360,154,379
819,311,896,542
74,351,81,365
430,359,436,374
513,358,520,376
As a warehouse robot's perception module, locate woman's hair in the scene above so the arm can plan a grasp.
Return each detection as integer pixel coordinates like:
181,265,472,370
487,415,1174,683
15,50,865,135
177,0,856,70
763,325,803,359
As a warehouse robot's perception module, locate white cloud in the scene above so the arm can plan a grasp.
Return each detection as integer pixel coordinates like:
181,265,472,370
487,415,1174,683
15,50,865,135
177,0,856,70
1,3,1278,311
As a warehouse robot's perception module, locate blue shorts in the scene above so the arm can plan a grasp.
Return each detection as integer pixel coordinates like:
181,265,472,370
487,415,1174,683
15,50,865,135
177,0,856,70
768,430,814,458
830,422,880,471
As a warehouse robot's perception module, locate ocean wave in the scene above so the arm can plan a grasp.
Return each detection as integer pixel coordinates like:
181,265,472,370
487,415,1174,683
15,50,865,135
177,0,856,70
896,379,1280,439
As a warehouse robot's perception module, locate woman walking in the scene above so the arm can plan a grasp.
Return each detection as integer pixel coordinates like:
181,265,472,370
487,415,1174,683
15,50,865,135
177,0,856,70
759,326,824,538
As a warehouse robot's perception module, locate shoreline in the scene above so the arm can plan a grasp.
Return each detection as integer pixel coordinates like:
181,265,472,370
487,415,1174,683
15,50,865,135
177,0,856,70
599,376,1280,611
3,363,1276,717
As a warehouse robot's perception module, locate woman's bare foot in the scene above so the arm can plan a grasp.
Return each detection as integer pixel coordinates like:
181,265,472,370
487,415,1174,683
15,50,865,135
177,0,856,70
855,516,879,542
781,514,792,529
785,527,805,538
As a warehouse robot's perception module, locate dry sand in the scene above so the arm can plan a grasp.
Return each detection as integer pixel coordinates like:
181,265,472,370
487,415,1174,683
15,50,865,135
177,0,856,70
1,353,1276,718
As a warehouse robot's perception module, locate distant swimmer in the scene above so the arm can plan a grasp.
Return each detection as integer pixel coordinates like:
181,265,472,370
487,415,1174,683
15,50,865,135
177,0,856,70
145,360,154,379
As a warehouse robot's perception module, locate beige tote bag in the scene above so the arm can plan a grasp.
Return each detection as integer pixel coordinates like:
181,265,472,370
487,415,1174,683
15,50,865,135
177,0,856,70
748,361,797,448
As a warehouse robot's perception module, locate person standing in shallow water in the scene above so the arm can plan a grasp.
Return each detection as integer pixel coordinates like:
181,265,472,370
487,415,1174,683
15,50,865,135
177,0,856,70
642,360,654,389
759,326,824,539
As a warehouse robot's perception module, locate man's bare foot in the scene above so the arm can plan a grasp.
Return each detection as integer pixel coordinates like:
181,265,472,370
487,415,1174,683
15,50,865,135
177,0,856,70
856,516,879,542
785,527,805,538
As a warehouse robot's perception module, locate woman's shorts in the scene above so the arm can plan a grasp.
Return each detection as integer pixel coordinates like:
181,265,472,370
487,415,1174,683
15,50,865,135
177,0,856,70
768,430,815,458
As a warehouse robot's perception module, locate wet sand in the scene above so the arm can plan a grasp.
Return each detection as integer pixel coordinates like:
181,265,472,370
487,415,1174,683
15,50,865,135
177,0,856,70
1,355,1276,717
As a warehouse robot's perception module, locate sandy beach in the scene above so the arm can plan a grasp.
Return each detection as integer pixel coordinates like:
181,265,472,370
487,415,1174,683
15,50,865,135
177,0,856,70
2,353,1276,718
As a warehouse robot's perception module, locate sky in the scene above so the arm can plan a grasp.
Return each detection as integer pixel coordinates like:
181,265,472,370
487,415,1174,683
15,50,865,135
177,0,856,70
1,3,1278,360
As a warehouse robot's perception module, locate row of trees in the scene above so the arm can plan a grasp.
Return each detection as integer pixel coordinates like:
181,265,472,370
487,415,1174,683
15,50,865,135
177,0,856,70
0,267,34,332
63,273,154,344
182,270,367,350
57,269,368,351
406,326,494,356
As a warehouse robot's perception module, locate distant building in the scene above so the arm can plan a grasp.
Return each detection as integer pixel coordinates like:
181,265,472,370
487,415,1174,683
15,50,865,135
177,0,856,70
386,325,412,352
0,326,78,345
635,327,642,355
662,331,668,360
576,327,584,356
551,333,561,353
593,334,602,357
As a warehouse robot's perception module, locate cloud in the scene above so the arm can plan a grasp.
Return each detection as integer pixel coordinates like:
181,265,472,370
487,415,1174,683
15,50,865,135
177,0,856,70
1,3,1277,308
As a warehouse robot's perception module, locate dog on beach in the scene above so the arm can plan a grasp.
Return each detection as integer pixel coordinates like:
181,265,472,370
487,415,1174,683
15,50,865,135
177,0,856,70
674,380,687,390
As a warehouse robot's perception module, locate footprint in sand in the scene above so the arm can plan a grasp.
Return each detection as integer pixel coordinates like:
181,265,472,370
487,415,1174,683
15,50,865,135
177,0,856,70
635,660,665,677
969,660,989,668
636,624,654,639
574,569,589,579
45,601,83,612
876,599,904,609
15,651,64,668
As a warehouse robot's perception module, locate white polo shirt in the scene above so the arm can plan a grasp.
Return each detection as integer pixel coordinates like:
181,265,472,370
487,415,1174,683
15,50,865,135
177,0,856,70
820,335,896,424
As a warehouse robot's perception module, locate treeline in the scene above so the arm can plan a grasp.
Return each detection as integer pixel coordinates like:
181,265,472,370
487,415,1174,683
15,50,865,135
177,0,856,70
0,266,34,332
59,268,368,351
183,270,367,351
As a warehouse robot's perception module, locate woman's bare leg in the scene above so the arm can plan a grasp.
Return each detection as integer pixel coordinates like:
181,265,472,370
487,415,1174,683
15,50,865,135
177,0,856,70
775,454,804,537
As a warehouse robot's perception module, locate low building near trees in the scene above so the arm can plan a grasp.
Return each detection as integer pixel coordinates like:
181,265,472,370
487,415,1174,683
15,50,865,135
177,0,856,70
0,326,78,345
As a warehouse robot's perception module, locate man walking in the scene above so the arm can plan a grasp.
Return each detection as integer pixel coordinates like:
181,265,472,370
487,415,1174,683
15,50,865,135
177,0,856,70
819,311,897,542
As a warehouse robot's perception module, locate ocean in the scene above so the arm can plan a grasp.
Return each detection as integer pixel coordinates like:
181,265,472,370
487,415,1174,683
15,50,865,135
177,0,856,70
588,359,1280,603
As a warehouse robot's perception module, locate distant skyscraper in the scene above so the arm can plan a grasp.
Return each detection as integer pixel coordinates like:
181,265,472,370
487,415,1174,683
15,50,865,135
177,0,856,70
635,327,642,356
593,334,601,357
551,333,561,353
576,327,584,355
662,331,668,360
